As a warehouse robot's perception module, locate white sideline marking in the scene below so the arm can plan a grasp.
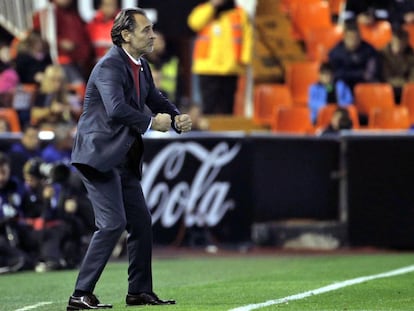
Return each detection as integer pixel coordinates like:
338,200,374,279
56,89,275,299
14,302,53,311
229,264,414,311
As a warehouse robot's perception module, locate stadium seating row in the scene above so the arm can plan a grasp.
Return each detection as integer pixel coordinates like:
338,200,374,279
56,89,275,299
253,82,414,133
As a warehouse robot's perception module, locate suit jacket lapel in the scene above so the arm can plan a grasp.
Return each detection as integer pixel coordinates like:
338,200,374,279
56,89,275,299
114,46,141,110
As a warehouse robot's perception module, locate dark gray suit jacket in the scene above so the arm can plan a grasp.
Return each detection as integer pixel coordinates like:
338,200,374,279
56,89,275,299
71,46,180,172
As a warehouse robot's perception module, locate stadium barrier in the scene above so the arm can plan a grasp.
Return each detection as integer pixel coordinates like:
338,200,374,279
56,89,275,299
2,131,414,249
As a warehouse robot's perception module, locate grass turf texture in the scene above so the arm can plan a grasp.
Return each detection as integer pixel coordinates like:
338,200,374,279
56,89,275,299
1,251,414,310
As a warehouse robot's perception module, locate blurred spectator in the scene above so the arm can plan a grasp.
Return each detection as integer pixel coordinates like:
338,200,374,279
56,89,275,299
319,107,354,136
87,0,119,63
343,0,414,30
8,125,42,181
14,31,53,85
342,1,389,24
395,1,414,25
145,31,179,104
0,152,34,273
32,64,81,129
21,158,81,271
0,117,11,133
309,63,354,123
33,0,94,83
0,42,19,105
187,0,252,114
328,23,380,91
380,28,414,103
41,124,73,165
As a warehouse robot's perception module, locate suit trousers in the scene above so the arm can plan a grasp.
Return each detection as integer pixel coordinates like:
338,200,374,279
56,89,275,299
73,152,153,294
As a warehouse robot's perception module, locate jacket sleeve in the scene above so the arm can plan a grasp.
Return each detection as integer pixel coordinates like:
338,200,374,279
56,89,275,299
95,58,152,133
240,9,253,65
188,3,215,32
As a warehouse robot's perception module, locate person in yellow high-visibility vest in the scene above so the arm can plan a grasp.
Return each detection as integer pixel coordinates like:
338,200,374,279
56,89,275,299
188,0,252,115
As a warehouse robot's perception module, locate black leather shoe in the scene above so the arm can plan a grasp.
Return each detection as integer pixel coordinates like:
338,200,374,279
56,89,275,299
67,294,113,310
126,292,176,305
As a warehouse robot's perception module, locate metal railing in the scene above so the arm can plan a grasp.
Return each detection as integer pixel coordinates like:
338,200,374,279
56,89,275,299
0,0,57,63
0,0,34,39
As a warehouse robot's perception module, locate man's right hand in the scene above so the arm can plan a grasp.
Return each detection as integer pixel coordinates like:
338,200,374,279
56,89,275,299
151,113,172,132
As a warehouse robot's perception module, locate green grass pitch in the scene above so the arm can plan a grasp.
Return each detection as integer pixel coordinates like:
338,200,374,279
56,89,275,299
1,250,414,310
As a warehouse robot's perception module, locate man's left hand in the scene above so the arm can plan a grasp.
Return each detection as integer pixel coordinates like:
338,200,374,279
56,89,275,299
175,114,192,132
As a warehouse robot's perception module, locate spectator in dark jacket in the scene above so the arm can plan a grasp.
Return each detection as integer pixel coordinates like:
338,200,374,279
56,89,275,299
328,23,381,91
380,28,414,103
14,31,53,84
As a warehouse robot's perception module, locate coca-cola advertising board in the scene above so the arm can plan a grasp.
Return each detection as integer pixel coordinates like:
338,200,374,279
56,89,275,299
142,134,253,245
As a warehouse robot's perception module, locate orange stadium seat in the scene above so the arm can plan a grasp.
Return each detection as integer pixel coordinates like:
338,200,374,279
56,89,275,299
285,61,320,107
368,106,411,130
304,25,344,62
400,82,414,125
358,20,393,50
316,104,360,131
0,108,21,132
271,106,314,134
328,0,345,16
290,0,333,40
281,0,320,14
253,83,293,126
353,83,395,116
403,23,414,49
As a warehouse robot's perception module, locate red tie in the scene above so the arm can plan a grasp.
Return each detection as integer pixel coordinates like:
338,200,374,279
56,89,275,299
129,60,141,98
134,64,141,98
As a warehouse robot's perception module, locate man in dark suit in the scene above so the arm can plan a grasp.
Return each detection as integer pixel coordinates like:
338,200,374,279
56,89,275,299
66,7,192,310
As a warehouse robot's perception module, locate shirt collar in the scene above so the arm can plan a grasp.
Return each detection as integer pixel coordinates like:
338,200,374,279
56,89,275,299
122,48,141,65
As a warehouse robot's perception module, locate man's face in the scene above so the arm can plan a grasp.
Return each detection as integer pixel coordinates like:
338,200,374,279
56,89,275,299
101,0,118,18
123,14,156,57
24,173,41,189
344,30,361,52
0,164,10,188
22,128,40,151
319,71,332,85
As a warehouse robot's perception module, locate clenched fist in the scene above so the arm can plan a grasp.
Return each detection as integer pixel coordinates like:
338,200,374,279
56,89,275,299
174,114,192,132
151,113,172,132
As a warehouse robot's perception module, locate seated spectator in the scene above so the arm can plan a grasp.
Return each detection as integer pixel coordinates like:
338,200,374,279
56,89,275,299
328,22,380,91
388,0,414,29
87,0,119,63
41,124,73,165
0,42,19,105
32,64,81,129
8,125,42,181
21,158,80,271
14,31,53,85
319,107,354,136
0,152,34,272
309,63,354,123
32,0,94,83
342,1,388,24
380,28,414,103
0,117,11,133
